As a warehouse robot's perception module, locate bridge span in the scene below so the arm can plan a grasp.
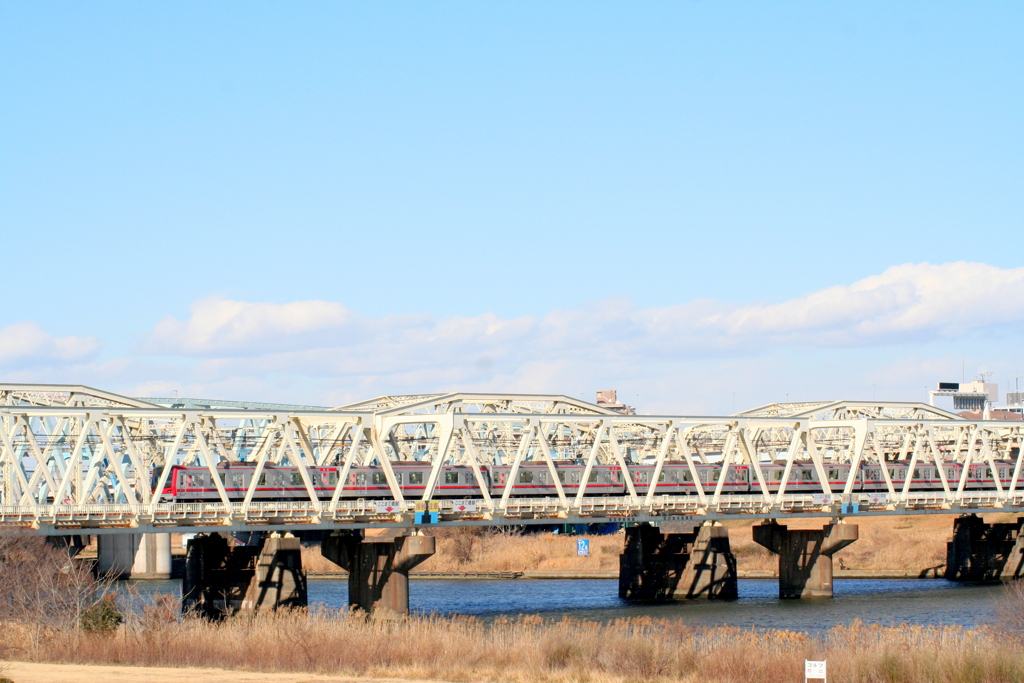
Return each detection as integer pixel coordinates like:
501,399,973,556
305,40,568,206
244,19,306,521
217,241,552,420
2,384,1024,614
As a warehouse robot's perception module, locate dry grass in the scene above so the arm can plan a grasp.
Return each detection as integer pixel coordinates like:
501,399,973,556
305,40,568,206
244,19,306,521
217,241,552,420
305,513,1012,576
11,609,1024,683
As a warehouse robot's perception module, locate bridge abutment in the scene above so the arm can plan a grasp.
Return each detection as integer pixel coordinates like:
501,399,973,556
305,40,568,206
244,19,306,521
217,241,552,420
97,533,172,579
753,521,858,598
619,522,738,601
183,532,307,618
321,529,436,616
946,514,1024,582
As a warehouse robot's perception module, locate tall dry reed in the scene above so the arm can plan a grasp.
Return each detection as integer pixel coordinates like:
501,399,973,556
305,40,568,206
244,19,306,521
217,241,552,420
18,609,1024,683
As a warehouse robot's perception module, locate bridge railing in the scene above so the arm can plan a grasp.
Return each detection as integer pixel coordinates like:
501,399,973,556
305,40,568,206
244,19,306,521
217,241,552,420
2,488,1023,534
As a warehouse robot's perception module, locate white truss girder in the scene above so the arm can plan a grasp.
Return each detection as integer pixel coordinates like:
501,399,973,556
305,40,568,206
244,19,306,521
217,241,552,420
1,392,1022,535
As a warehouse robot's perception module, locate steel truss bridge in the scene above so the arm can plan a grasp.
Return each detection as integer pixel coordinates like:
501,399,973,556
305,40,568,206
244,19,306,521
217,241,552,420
1,384,1023,536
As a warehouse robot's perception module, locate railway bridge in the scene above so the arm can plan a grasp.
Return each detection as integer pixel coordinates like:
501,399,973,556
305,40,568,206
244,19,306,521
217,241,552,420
2,384,1023,615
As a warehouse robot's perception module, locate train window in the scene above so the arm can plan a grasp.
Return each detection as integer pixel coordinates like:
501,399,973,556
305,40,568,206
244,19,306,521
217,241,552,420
588,471,599,483
519,471,534,484
887,468,897,480
801,470,814,481
395,473,403,485
827,469,840,481
290,473,303,486
444,472,459,484
372,472,387,485
658,472,666,482
773,471,784,482
409,472,423,485
681,471,693,482
327,472,338,486
557,471,565,483
257,473,267,486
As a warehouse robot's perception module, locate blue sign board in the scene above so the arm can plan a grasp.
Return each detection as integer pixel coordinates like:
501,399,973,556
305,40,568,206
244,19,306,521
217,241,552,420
577,538,590,556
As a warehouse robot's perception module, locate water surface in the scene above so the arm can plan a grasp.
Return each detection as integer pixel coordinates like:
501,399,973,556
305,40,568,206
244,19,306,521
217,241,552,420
131,577,1004,633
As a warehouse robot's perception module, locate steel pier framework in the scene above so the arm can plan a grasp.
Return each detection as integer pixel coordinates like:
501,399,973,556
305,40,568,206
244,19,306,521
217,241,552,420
1,386,1023,535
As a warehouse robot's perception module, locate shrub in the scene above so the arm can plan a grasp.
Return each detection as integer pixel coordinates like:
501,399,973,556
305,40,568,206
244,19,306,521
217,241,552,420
80,594,123,634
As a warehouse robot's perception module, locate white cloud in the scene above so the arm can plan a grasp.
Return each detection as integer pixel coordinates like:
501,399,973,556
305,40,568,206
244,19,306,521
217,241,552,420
142,262,1024,370
5,261,1023,413
0,321,100,368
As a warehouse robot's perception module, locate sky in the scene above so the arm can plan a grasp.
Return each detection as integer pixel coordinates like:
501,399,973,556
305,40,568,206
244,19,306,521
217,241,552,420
1,3,1022,414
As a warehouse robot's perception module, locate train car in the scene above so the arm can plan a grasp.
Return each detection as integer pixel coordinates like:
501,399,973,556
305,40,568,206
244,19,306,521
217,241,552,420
861,462,962,492
337,463,486,499
629,463,748,495
965,461,1016,490
164,464,342,501
488,464,623,497
759,463,858,492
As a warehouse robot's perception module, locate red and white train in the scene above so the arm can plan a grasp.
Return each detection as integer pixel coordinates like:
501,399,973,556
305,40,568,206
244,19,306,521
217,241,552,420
158,460,1019,501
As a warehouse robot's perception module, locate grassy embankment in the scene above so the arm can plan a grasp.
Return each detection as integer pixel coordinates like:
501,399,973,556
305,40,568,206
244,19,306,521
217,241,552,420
11,610,1024,683
303,513,1011,576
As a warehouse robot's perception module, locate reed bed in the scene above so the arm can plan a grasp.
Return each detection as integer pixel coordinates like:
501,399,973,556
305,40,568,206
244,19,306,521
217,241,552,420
10,609,1024,683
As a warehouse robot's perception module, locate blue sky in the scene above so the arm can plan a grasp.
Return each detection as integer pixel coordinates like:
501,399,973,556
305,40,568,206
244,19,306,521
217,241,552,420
1,3,1022,413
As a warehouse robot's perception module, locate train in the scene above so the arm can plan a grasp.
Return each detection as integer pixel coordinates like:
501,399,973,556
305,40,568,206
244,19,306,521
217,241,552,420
158,460,1019,501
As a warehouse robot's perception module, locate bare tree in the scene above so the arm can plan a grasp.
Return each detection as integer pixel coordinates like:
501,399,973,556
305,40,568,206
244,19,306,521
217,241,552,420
0,533,114,656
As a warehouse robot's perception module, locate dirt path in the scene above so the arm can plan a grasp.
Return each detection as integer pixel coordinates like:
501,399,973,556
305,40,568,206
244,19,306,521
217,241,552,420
3,661,445,683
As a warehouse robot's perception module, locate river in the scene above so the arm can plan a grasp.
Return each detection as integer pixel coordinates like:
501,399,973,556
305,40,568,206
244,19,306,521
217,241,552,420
129,577,1005,632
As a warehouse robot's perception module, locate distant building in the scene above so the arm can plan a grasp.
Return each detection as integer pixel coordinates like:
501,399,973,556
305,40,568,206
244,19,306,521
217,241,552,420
957,409,1023,421
596,390,636,415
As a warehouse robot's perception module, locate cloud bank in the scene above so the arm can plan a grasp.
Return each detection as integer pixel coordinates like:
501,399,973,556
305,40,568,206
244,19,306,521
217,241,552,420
0,322,100,368
4,261,1023,412
142,262,1024,373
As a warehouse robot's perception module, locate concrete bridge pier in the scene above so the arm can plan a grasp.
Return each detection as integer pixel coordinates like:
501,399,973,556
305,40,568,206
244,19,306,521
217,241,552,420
97,533,172,579
321,529,436,616
183,532,307,618
946,514,1024,582
619,522,738,601
753,521,858,598
46,534,90,558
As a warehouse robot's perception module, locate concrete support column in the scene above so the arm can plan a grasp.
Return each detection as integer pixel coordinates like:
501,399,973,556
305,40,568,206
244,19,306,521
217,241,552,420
321,529,436,616
619,522,737,601
946,514,1024,582
184,532,305,618
753,521,858,598
97,533,171,579
238,534,307,614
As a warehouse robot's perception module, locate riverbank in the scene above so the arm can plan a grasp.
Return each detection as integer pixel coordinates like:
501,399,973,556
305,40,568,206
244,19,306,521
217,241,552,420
303,512,1003,578
7,610,1024,683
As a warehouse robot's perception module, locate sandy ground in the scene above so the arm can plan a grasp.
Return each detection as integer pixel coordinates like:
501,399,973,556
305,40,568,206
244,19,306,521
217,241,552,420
3,661,443,683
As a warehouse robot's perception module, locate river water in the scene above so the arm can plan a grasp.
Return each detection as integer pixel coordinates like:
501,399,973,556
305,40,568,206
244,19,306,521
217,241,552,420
131,578,1004,633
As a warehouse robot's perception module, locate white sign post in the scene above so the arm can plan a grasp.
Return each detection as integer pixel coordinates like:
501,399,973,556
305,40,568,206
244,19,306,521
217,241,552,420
805,660,826,682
